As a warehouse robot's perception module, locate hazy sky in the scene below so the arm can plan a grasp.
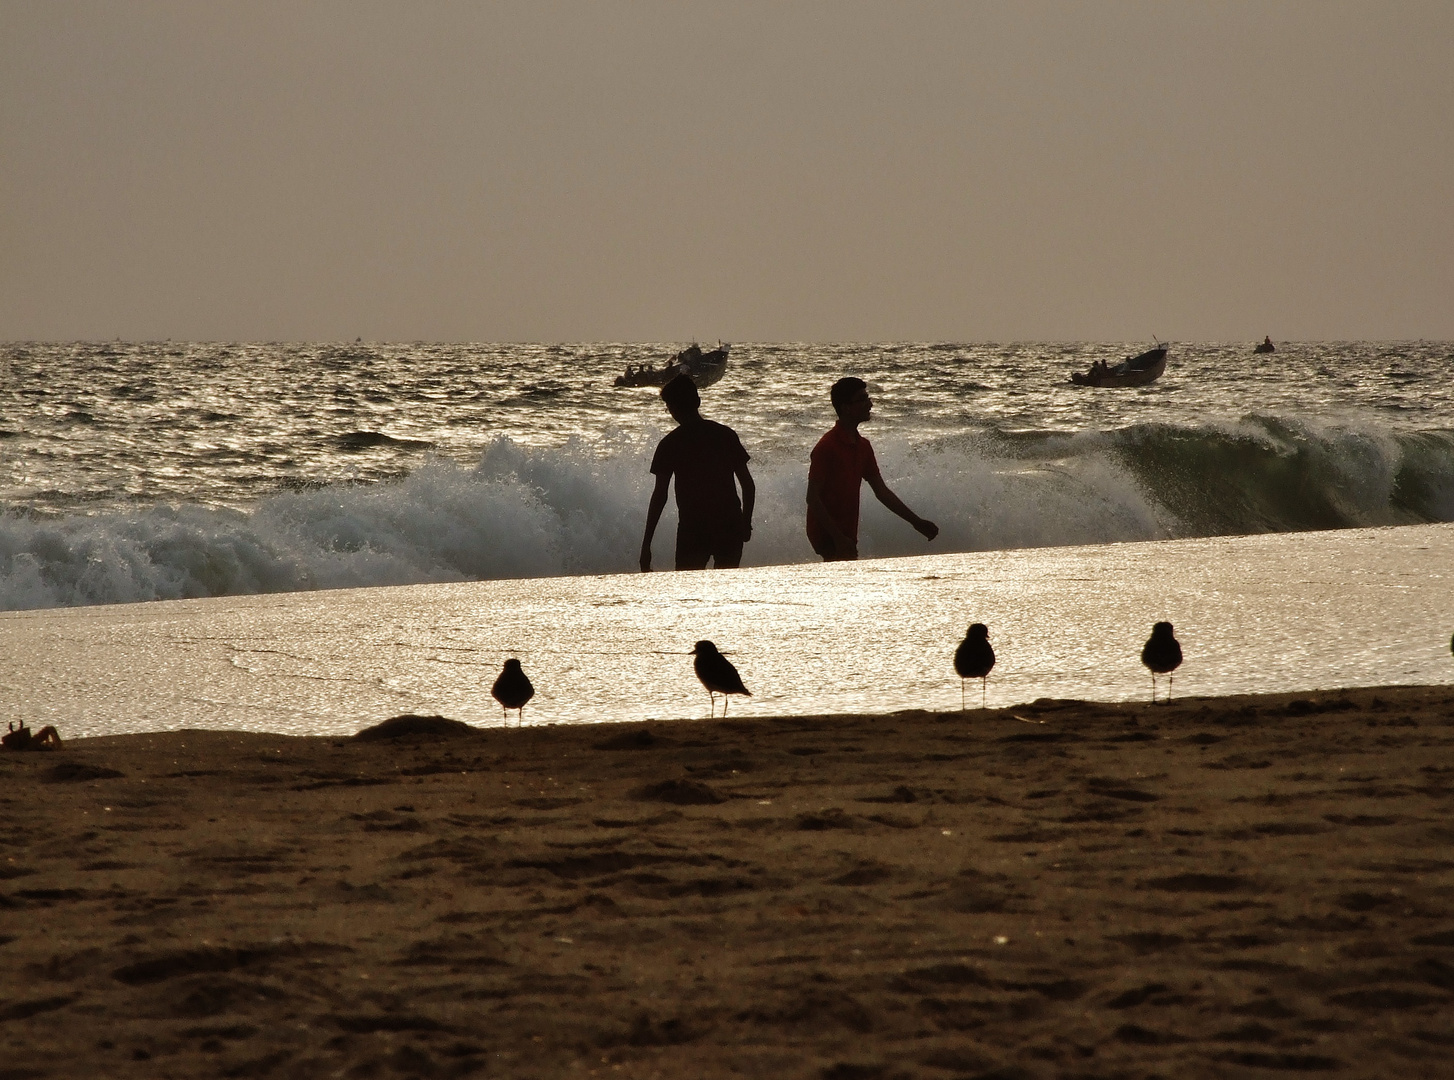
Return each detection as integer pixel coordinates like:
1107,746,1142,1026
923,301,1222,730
2,1,1450,342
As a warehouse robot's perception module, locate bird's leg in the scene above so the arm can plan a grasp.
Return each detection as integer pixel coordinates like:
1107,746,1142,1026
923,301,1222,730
708,691,717,719
1150,672,1157,704
1167,673,1173,702
723,696,730,717
981,677,987,710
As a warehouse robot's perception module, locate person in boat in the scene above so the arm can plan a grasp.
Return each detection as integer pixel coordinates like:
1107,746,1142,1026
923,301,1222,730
640,375,756,572
1263,336,1274,348
805,377,939,561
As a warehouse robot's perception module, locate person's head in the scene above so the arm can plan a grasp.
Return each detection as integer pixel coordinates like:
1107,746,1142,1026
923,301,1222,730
660,374,701,421
830,376,871,422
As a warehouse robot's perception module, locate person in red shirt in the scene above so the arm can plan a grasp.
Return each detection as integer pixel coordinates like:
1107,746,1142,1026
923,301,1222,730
641,375,756,571
805,377,938,561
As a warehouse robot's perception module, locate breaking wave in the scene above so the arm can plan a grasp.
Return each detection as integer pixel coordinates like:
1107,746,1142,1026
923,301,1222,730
3,417,1453,611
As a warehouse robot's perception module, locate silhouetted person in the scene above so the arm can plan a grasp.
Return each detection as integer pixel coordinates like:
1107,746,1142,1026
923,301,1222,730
954,623,996,710
491,658,534,722
641,376,755,571
806,377,938,561
1142,622,1182,703
691,640,750,717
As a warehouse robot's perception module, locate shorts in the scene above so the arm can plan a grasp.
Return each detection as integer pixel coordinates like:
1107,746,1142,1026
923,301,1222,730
675,522,744,570
808,533,857,562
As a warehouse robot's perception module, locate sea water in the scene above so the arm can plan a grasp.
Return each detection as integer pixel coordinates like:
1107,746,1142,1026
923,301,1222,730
2,523,1450,738
3,340,1454,611
2,340,1452,737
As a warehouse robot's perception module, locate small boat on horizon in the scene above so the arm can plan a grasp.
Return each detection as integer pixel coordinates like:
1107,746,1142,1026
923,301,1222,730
1070,343,1169,388
1254,336,1277,353
614,343,730,389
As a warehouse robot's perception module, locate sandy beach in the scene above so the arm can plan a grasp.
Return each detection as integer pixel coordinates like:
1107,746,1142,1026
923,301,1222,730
3,687,1453,1078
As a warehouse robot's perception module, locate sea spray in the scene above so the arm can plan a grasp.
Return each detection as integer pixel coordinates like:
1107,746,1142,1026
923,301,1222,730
6,339,1454,611
5,418,1452,611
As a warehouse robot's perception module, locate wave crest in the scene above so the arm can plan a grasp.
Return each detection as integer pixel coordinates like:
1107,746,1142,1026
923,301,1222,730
3,418,1452,610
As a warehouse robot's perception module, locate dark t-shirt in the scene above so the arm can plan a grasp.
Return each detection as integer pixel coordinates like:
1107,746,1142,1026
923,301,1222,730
650,419,750,533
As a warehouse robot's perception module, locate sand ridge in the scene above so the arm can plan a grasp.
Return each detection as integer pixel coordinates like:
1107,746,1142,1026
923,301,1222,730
2,686,1453,1078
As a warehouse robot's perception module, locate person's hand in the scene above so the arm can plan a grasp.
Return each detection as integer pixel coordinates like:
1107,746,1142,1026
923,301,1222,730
639,545,653,572
740,520,754,543
915,518,939,542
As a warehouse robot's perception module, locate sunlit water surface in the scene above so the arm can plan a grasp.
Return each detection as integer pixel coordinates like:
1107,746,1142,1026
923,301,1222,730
4,523,1449,739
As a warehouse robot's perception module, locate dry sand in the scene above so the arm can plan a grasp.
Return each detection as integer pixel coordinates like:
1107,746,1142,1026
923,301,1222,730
3,686,1453,1079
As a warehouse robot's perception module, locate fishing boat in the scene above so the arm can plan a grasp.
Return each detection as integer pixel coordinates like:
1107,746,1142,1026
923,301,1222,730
614,343,730,389
1254,337,1276,354
1070,344,1169,388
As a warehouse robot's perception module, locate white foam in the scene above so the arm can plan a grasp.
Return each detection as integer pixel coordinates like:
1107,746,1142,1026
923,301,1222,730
3,421,1451,611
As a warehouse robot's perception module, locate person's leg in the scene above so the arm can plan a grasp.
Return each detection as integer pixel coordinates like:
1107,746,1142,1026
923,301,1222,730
675,528,711,571
709,536,744,569
810,535,856,562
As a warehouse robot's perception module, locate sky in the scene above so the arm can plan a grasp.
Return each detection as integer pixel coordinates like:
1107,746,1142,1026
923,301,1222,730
2,1,1450,342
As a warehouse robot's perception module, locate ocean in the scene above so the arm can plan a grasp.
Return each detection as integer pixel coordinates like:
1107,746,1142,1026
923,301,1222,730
3,340,1453,610
2,340,1451,736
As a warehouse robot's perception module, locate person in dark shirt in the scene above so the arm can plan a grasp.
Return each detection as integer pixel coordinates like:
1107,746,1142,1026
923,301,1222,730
640,375,755,571
805,376,938,561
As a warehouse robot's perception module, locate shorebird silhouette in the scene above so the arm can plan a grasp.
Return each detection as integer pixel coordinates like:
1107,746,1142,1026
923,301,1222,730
954,623,995,710
491,658,534,723
691,640,750,717
1141,621,1182,703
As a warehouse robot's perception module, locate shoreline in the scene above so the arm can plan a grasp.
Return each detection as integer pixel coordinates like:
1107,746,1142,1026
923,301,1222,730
6,523,1454,739
4,685,1453,1077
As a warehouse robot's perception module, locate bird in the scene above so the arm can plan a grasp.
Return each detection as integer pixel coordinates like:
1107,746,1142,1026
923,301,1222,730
491,658,534,723
1141,622,1183,703
954,623,995,710
691,640,751,717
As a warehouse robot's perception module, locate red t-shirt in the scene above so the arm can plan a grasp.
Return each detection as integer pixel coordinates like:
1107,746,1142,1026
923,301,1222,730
806,424,882,549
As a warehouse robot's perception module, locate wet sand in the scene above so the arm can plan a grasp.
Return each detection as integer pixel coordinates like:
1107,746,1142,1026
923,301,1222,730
3,686,1453,1078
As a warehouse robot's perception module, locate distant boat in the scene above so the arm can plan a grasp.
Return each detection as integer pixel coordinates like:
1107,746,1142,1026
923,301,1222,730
614,343,730,389
1070,344,1169,388
1254,337,1276,354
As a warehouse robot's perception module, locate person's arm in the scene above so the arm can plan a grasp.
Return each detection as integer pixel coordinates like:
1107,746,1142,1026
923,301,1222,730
806,474,857,559
735,462,755,542
640,472,671,571
866,470,938,541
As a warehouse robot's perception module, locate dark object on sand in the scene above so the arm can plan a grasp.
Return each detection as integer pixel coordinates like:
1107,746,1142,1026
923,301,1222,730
1142,622,1183,703
634,778,726,805
954,623,996,710
691,640,751,717
1071,344,1169,388
615,343,730,389
1255,336,1276,353
354,714,477,741
593,728,669,751
492,658,535,722
2,721,62,751
44,761,124,782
